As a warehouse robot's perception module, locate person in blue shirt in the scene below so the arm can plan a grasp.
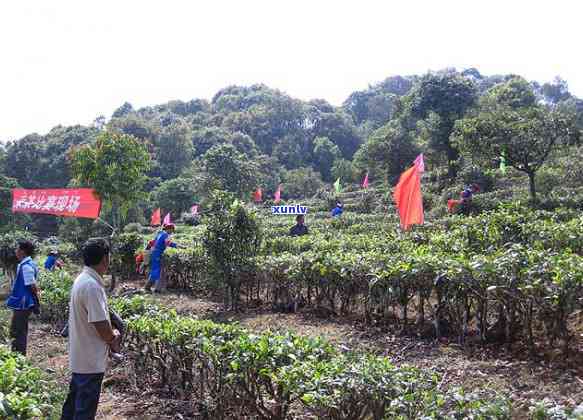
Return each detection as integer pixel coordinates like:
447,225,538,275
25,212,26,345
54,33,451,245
331,201,343,217
44,250,63,271
6,240,40,355
145,223,178,293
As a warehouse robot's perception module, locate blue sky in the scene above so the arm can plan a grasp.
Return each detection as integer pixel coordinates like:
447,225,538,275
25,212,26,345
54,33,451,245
1,0,581,141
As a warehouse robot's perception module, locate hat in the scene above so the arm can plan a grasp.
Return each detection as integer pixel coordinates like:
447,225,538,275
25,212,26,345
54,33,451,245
49,249,58,255
163,223,176,230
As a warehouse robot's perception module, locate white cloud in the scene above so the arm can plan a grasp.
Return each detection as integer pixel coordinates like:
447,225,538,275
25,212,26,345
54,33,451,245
1,0,581,140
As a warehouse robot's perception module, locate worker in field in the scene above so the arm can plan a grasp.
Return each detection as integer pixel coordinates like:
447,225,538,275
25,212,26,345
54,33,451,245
447,183,480,214
44,250,64,271
290,215,309,236
145,223,178,293
5,240,40,356
331,201,343,217
461,183,480,203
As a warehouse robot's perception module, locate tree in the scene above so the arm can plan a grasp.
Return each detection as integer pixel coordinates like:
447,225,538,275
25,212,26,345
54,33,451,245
312,137,341,181
112,102,134,118
201,144,257,198
453,106,580,200
154,122,193,180
109,115,155,141
541,76,571,105
331,159,356,183
282,167,324,198
69,130,151,229
0,175,22,229
151,178,198,217
4,134,47,188
191,126,232,157
405,71,477,177
203,191,261,309
307,107,362,159
343,75,413,128
353,123,420,183
487,76,537,109
272,134,306,169
214,84,306,155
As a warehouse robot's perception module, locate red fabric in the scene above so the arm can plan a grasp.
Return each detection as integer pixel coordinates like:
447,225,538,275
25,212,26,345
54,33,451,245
151,208,161,226
362,173,369,189
190,205,198,215
163,213,172,225
447,199,462,213
253,188,262,203
274,185,281,204
12,188,101,219
393,166,424,230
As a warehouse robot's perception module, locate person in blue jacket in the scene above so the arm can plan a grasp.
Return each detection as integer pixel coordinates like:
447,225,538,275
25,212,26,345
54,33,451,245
6,240,40,355
331,201,343,217
44,250,63,271
145,223,178,293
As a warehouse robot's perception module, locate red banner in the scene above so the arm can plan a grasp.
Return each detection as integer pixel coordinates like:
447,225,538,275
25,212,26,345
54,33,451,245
12,188,102,219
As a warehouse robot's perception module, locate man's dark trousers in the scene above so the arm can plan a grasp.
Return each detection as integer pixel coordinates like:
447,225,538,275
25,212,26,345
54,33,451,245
10,309,31,355
61,373,104,420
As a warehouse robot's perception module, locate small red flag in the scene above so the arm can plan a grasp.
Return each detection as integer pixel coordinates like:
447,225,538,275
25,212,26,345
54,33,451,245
362,173,369,189
393,165,424,230
151,208,161,226
274,185,281,204
253,188,262,203
414,154,425,173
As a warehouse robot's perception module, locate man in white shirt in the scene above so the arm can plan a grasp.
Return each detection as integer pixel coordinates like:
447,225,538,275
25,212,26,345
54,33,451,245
61,238,121,420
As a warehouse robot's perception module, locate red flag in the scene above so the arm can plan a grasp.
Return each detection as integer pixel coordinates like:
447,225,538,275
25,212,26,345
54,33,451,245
151,208,161,226
447,199,462,213
12,188,102,219
163,213,172,225
253,188,262,203
362,173,369,189
393,165,424,230
274,185,281,204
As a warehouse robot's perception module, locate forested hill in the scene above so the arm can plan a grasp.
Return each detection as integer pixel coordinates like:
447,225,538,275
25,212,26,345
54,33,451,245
1,68,582,234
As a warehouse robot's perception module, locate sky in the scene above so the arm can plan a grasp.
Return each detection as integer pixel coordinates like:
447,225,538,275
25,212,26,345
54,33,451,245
1,0,582,142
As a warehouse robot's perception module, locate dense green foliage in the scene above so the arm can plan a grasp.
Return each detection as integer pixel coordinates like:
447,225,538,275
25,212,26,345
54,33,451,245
33,286,511,419
203,191,261,308
145,204,583,357
2,68,581,236
0,346,61,419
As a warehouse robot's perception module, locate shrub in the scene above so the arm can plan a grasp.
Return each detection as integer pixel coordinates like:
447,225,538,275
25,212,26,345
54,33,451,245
180,212,201,226
123,222,143,234
458,164,495,192
0,346,61,419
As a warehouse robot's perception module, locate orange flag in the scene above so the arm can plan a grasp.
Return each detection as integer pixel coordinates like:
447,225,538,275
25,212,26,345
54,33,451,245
151,208,161,226
393,165,424,230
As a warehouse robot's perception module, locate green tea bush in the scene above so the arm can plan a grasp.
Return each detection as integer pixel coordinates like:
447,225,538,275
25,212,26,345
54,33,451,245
0,346,61,419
